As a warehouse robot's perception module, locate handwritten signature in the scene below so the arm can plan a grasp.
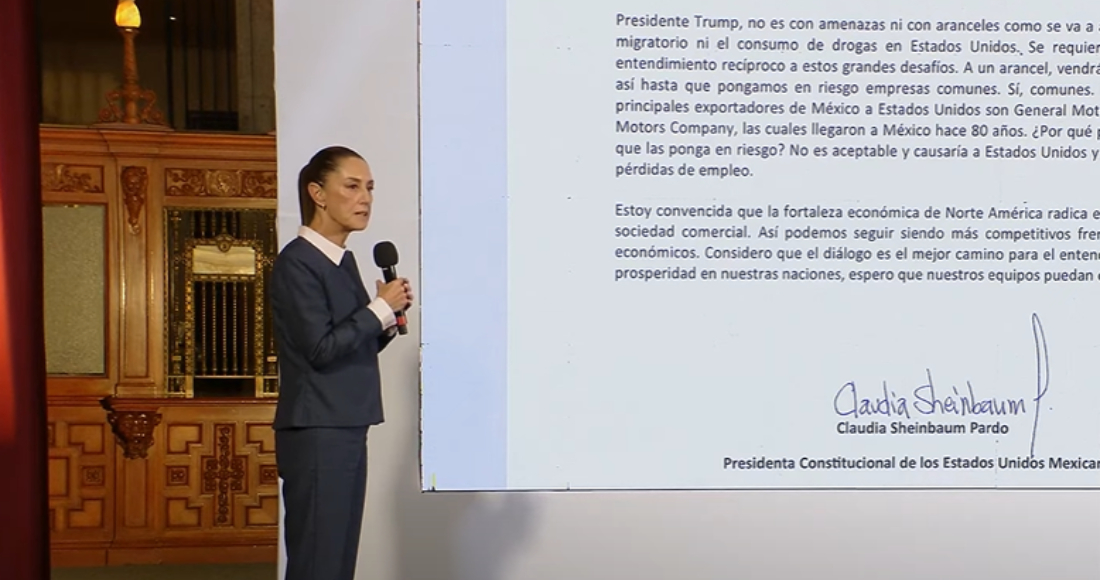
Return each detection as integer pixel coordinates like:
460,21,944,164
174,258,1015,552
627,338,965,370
1030,313,1049,457
833,313,1050,456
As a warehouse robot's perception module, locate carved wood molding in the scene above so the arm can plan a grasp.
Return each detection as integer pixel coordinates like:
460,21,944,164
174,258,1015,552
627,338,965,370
120,166,148,234
203,424,248,527
165,169,276,198
159,407,278,532
101,398,162,459
42,163,105,193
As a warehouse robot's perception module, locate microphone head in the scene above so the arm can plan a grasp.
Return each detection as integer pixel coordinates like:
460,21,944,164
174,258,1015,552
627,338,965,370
373,241,399,268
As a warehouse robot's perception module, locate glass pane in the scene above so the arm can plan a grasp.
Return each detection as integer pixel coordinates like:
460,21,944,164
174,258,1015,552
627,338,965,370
43,204,106,375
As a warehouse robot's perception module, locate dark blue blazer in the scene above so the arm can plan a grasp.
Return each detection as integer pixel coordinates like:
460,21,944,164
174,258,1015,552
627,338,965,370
270,237,394,430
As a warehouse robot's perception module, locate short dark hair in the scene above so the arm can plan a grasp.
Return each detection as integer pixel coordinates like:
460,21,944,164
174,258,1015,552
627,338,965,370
297,145,364,225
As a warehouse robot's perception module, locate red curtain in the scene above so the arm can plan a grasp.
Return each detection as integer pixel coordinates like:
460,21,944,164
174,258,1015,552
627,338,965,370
0,0,50,576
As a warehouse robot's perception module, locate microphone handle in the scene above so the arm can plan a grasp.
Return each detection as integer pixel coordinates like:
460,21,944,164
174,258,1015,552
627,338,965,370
381,266,398,283
381,266,409,335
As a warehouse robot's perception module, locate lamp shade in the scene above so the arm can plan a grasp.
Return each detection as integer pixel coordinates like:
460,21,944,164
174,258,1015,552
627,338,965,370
115,0,141,28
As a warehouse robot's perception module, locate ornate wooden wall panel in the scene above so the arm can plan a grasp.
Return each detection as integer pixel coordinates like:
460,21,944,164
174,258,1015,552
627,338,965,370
40,126,279,567
103,399,277,565
47,405,116,566
40,156,117,401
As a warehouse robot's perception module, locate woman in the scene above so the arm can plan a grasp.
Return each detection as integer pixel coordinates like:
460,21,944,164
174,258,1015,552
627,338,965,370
270,145,412,580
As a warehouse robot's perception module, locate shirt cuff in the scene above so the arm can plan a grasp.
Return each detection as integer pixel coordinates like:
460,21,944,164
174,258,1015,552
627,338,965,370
367,297,396,329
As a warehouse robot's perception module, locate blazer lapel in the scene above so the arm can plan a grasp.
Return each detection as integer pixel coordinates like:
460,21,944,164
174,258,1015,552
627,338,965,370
337,252,370,303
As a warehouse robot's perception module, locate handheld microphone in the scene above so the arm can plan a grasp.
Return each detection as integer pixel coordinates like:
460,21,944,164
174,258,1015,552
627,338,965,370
372,241,408,335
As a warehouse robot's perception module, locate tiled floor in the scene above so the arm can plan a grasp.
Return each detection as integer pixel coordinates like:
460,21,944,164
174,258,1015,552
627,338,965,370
52,563,276,580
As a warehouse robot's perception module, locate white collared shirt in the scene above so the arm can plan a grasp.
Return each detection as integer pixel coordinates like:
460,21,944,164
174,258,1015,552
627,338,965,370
298,225,397,331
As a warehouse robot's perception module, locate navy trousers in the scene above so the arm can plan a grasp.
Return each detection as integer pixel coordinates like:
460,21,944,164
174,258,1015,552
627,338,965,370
276,426,369,580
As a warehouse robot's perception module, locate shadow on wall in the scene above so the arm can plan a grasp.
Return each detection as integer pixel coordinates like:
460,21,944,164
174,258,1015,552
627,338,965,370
386,409,538,580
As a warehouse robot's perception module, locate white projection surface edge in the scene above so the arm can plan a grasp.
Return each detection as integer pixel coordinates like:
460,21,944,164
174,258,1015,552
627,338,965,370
276,0,1100,578
421,0,1100,491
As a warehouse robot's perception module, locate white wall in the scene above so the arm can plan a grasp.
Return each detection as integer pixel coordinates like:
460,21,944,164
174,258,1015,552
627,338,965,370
273,0,1100,578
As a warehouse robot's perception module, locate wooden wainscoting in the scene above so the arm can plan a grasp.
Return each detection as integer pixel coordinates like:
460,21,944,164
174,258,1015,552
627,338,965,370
50,399,279,567
48,403,116,566
105,398,278,565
